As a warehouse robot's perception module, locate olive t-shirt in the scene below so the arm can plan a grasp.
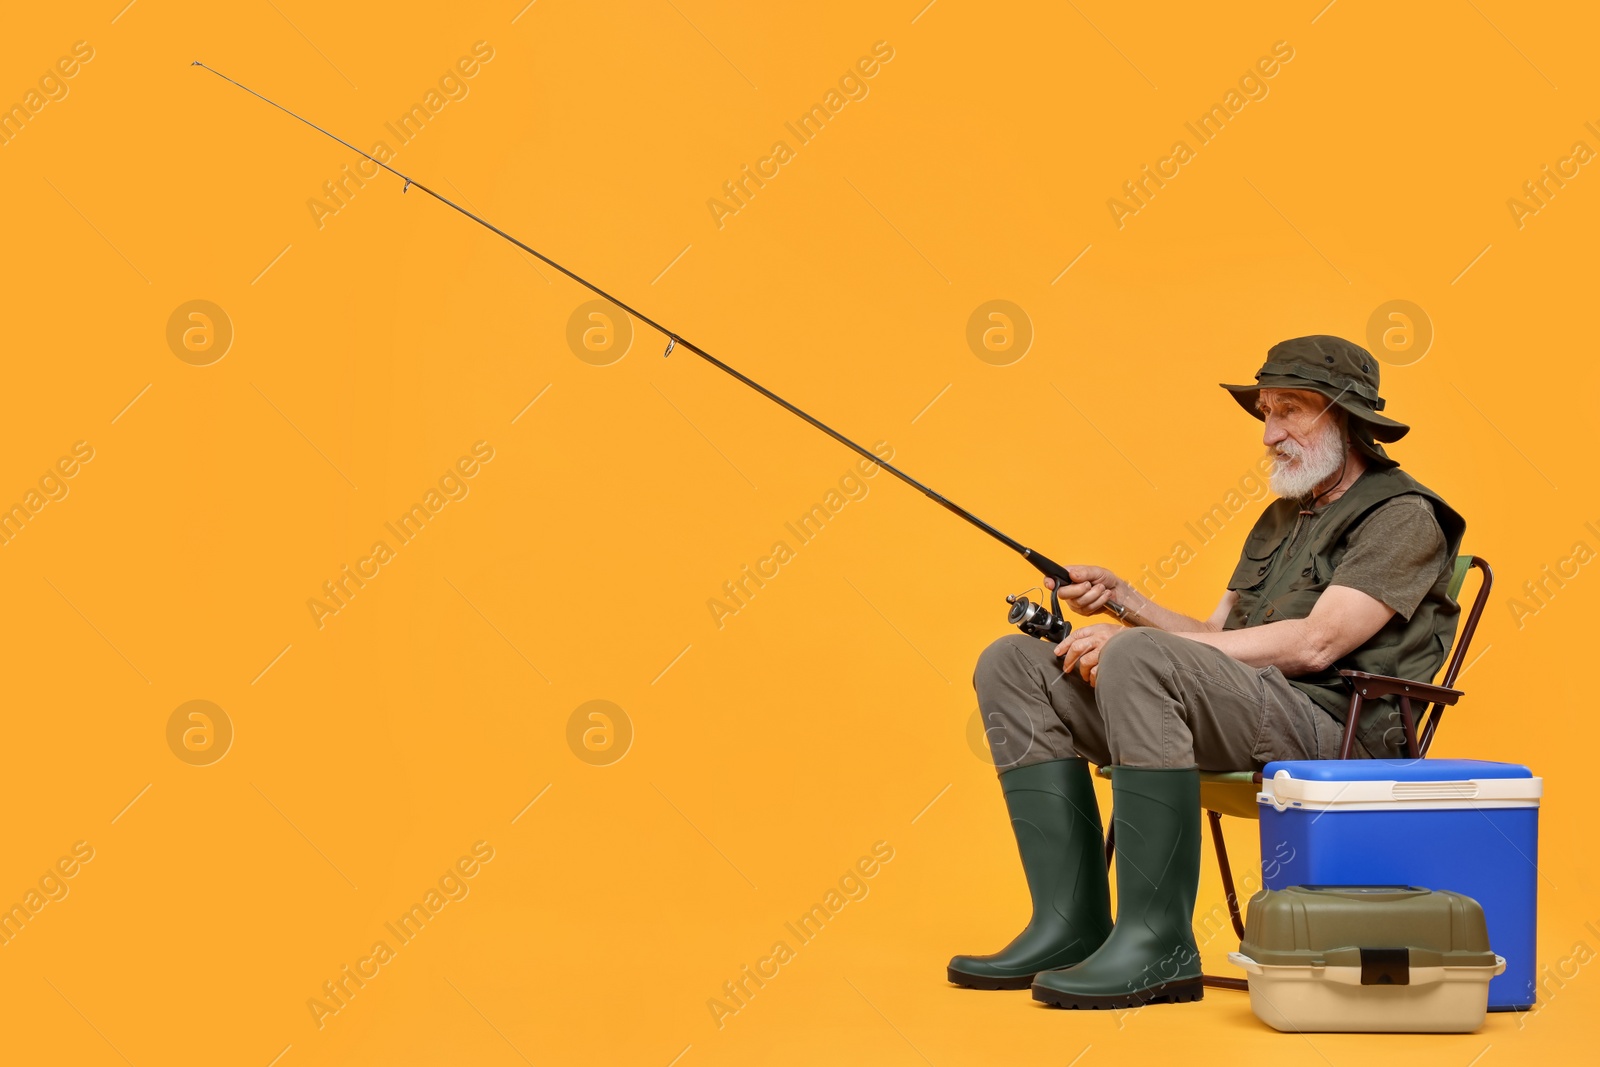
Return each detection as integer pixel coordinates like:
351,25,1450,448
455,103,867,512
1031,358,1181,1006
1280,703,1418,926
1277,492,1449,621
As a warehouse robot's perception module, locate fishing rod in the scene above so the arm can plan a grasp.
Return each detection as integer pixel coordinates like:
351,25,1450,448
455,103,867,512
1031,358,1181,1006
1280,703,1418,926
193,61,1128,648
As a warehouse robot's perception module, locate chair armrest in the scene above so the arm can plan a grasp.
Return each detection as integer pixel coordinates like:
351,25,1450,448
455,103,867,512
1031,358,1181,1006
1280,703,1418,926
1338,669,1462,706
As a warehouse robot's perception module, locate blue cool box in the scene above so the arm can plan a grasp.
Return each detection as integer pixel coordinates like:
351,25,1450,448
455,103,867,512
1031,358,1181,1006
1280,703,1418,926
1258,758,1541,1012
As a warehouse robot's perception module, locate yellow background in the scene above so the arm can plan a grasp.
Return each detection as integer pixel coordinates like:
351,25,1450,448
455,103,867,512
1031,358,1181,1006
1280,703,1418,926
2,1,1595,1064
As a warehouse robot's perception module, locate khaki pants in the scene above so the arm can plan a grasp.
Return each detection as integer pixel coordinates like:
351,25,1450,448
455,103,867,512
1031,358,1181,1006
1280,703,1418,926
972,629,1367,771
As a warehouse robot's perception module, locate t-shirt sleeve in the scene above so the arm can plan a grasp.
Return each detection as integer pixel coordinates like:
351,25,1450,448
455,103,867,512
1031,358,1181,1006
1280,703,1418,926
1328,495,1449,621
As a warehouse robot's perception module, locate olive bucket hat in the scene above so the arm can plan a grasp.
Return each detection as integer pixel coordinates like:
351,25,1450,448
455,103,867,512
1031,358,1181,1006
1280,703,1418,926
1220,334,1408,468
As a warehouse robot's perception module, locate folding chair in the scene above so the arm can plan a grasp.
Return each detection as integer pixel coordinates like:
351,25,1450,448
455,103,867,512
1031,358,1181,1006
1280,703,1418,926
1097,554,1494,991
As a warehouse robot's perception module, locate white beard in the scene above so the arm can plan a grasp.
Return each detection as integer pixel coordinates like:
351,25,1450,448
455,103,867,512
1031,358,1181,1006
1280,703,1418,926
1269,420,1347,500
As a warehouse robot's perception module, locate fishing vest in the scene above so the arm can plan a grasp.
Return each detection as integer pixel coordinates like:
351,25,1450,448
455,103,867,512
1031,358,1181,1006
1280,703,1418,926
1223,466,1467,758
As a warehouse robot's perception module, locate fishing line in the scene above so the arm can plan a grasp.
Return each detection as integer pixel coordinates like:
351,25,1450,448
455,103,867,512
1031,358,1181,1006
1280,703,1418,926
192,61,1126,639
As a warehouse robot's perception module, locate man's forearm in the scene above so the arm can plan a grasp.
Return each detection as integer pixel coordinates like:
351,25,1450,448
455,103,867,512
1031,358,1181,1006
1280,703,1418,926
1170,619,1324,674
1113,582,1218,633
1168,584,1395,676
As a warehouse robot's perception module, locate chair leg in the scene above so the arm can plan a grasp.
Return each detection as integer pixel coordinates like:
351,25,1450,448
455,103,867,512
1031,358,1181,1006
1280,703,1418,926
1399,695,1421,758
1419,703,1442,756
1339,692,1365,759
1208,809,1245,940
1199,808,1251,992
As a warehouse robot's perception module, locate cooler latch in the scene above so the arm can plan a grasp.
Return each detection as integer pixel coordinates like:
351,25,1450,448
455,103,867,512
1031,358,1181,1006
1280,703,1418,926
1358,947,1410,985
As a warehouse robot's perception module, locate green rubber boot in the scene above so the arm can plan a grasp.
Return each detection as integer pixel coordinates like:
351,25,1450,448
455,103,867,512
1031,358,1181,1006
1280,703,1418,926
947,758,1113,989
1032,766,1204,1009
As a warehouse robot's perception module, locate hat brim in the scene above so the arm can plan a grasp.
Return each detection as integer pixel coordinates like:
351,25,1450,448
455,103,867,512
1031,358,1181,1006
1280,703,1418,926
1219,379,1410,442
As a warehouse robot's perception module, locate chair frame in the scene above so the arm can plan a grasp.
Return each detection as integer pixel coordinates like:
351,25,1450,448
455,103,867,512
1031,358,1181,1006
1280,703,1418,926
1103,555,1494,993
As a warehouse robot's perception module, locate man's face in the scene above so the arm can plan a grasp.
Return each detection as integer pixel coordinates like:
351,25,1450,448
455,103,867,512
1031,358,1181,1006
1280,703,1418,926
1256,387,1347,498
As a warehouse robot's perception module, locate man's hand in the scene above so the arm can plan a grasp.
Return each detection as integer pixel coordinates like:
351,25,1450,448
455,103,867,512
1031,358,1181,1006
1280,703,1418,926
1053,623,1124,685
1044,566,1125,618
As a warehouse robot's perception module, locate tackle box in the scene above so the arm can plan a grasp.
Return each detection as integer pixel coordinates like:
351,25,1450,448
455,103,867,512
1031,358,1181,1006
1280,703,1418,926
1229,885,1505,1032
1257,758,1540,1010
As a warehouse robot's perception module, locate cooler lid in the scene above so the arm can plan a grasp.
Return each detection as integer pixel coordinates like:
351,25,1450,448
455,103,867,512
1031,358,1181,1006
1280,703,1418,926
1259,759,1542,810
1240,886,1499,970
1263,758,1533,782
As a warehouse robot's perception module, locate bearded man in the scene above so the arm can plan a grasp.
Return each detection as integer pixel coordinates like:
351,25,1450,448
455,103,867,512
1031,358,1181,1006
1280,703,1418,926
948,335,1466,1009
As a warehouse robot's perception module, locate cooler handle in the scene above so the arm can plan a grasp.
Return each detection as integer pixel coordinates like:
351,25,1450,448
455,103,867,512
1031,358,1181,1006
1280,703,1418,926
1226,952,1263,976
1359,947,1410,986
1321,954,1507,987
1226,953,1506,986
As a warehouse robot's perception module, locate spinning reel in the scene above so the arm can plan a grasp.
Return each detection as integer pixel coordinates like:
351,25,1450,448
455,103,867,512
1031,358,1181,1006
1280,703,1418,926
1005,584,1071,645
1005,565,1128,664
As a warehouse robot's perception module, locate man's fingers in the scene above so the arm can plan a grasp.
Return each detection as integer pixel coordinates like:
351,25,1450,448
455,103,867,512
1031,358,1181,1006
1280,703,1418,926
1057,632,1108,674
1064,582,1103,606
1078,643,1103,682
1055,629,1115,680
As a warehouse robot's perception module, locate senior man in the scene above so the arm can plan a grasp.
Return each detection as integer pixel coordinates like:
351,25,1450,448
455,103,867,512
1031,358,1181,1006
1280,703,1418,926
948,335,1466,1009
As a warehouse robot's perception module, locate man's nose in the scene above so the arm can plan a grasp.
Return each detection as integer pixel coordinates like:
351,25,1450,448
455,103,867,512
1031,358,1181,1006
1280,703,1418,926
1262,418,1288,446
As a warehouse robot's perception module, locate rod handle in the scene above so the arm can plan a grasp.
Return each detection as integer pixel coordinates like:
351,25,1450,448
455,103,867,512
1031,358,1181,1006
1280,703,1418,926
1023,548,1129,620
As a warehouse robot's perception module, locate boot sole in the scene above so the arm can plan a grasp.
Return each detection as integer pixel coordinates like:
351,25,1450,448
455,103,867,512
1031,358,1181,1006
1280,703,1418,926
1031,976,1204,1009
947,967,1037,990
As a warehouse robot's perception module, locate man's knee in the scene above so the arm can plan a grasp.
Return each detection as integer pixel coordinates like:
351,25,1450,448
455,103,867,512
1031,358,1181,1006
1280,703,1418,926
1096,627,1178,687
973,632,1043,692
1097,630,1192,766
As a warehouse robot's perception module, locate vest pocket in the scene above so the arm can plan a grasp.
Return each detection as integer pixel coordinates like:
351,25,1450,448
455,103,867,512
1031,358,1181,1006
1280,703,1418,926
1228,526,1289,591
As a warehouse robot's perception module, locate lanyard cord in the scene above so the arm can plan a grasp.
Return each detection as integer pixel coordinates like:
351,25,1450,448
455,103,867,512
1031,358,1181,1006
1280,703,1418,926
1298,448,1352,516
